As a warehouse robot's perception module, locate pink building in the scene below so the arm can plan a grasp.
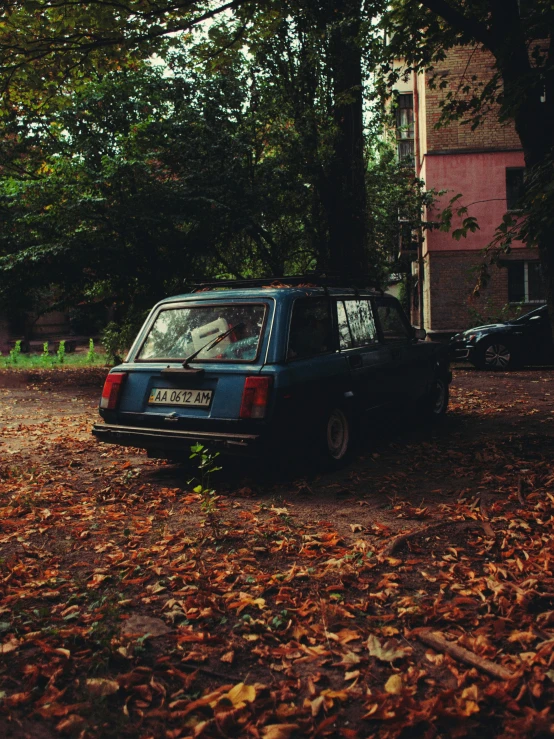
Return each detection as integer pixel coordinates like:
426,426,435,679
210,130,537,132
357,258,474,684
395,46,543,338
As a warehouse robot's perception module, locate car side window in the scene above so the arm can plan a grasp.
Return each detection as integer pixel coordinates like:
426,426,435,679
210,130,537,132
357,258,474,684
376,300,411,342
288,298,333,359
337,299,378,349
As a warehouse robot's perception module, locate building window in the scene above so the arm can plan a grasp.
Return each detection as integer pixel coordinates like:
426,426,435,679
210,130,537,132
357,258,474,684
506,167,525,210
396,93,414,163
507,261,545,303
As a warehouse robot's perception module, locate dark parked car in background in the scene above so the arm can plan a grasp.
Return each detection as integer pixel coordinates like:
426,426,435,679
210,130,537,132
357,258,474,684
450,305,553,370
93,276,451,466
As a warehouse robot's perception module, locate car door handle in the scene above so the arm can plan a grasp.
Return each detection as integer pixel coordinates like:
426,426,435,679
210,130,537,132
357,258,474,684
348,355,363,369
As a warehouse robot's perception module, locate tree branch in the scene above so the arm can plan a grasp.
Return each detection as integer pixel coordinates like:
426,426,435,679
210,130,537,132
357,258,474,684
0,0,242,70
418,0,494,51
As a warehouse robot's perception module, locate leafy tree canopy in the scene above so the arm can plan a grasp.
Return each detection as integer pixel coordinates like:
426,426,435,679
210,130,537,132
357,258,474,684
0,0,427,336
0,0,243,112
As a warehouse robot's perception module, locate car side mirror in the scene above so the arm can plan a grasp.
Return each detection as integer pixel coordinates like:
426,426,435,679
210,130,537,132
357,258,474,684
414,328,426,340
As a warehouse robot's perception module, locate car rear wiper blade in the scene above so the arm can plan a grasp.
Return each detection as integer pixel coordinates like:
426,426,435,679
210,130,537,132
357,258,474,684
182,322,245,368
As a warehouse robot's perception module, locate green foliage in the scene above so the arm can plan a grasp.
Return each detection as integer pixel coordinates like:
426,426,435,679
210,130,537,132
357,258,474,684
0,0,423,329
0,351,105,370
0,1,226,116
101,321,138,364
41,342,51,366
0,57,325,323
9,341,22,364
86,339,96,364
189,444,222,536
56,341,66,364
365,141,429,276
397,278,411,315
435,193,481,241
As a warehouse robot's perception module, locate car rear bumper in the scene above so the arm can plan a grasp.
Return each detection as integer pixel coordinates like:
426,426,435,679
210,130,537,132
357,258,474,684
92,422,261,455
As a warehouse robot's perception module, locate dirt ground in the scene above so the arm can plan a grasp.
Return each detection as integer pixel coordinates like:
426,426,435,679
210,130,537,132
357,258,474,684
1,366,553,537
1,365,554,737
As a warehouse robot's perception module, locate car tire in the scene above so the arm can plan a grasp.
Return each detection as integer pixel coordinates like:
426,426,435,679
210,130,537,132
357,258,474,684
321,406,353,467
419,377,449,420
475,339,515,370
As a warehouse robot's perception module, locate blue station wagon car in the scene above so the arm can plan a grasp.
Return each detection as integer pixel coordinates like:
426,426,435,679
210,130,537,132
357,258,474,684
92,277,451,465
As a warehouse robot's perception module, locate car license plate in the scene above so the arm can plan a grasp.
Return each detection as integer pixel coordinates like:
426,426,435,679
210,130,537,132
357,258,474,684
148,388,213,407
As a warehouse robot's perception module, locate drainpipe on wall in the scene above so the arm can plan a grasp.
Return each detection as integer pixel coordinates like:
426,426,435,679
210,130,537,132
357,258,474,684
418,245,425,331
413,71,425,330
413,71,421,178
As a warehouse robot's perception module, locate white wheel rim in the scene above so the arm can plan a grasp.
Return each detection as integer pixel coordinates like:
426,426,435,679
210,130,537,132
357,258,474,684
327,409,349,460
485,344,511,369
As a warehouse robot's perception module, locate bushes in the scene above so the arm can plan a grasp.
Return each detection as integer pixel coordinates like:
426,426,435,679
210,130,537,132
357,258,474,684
0,340,104,369
101,321,138,364
0,317,142,369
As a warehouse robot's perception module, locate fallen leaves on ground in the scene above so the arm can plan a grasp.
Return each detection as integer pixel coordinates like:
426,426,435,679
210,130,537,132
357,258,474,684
0,368,554,737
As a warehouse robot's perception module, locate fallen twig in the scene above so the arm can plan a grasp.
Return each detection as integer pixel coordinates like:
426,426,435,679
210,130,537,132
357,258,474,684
479,495,495,538
416,629,515,681
381,521,483,558
180,663,236,681
517,476,525,506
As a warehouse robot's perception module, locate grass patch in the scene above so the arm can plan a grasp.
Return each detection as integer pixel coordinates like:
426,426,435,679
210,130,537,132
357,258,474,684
0,351,108,370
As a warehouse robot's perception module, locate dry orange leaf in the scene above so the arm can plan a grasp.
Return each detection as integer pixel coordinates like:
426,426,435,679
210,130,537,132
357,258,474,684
384,674,403,694
0,638,19,654
213,682,256,711
85,678,120,697
367,634,411,663
262,724,299,739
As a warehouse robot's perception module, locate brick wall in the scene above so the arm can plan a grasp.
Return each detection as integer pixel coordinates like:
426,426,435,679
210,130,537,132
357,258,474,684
424,249,540,333
424,47,521,153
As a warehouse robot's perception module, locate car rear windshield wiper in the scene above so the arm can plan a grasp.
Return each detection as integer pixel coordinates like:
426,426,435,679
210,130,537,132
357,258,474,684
182,322,245,368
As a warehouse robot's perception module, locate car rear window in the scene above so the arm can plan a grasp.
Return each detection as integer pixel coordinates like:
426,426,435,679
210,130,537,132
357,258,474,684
137,304,266,362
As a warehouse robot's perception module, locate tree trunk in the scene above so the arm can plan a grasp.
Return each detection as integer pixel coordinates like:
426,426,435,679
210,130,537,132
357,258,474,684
485,0,554,338
510,83,554,342
324,0,368,276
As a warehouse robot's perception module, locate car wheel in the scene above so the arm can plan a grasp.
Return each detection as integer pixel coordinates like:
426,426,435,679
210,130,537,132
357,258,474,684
322,406,352,466
476,340,514,370
419,377,449,420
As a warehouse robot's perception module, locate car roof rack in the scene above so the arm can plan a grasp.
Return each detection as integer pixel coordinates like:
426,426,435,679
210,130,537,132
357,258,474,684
190,273,384,292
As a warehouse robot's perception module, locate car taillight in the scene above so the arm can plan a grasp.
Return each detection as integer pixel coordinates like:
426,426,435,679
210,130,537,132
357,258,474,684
100,372,127,410
240,376,272,419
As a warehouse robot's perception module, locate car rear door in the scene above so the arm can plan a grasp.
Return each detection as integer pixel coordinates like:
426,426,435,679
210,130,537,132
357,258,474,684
282,296,349,425
373,297,427,403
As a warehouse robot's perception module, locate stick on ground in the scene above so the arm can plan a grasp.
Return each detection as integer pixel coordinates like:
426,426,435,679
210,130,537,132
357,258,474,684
417,629,515,681
517,476,525,506
381,521,483,558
